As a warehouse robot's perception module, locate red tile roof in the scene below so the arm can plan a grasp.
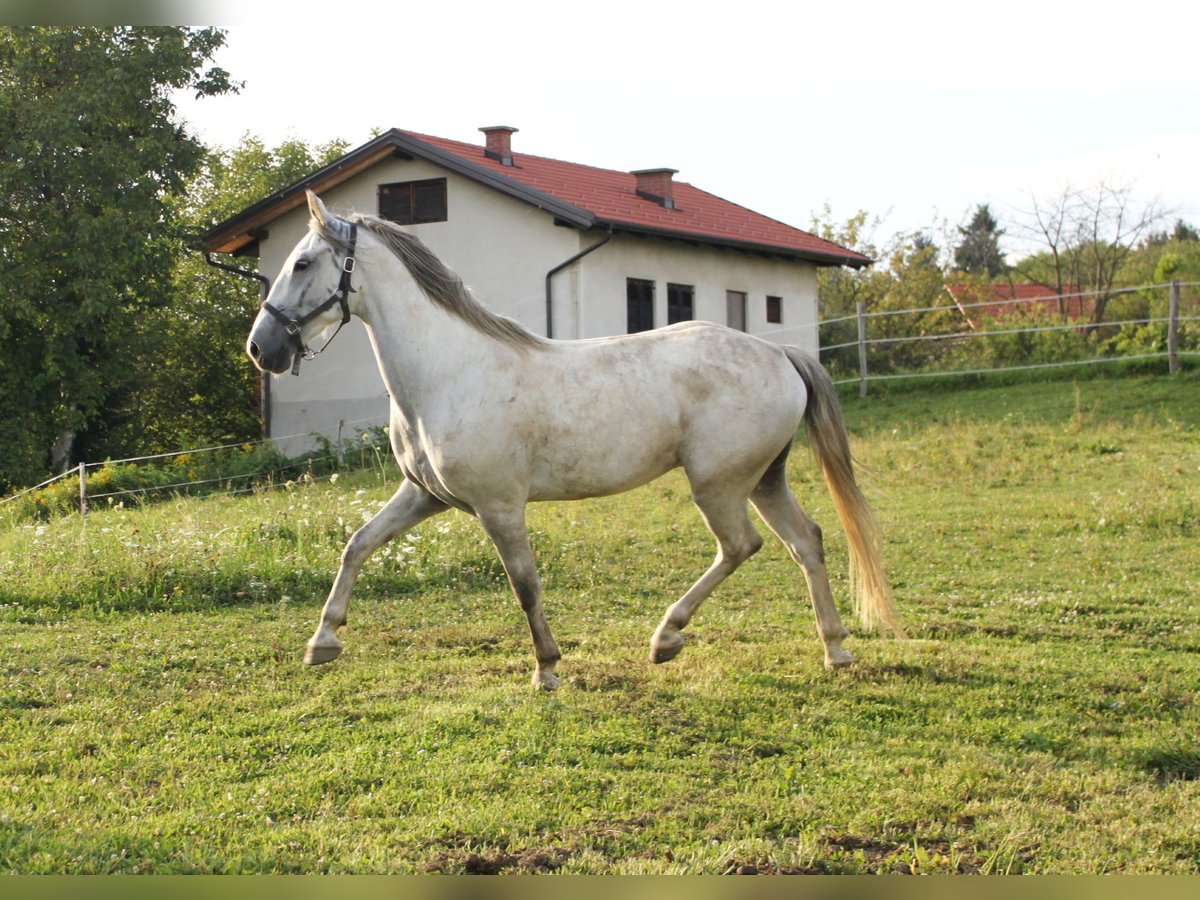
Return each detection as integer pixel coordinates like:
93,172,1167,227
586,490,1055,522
945,282,1091,328
400,130,869,267
202,128,870,269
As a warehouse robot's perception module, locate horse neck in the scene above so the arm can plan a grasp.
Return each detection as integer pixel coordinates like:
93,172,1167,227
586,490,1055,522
355,245,510,410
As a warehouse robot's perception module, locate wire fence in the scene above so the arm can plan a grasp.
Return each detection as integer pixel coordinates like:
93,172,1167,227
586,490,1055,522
0,415,391,518
819,279,1199,393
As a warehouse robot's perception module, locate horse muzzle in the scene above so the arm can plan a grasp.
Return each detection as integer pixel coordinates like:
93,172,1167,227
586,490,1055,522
246,317,297,375
247,338,295,375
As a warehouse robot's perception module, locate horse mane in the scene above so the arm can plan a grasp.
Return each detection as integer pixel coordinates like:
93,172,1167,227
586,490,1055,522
310,213,548,351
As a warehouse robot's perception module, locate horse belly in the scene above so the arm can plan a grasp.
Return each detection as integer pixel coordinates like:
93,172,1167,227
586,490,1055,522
525,413,682,501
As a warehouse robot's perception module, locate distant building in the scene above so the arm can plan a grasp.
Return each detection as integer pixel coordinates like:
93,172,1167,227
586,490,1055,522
945,282,1090,330
202,127,869,453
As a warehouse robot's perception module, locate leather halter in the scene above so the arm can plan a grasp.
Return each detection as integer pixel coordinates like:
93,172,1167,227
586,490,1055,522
261,221,357,374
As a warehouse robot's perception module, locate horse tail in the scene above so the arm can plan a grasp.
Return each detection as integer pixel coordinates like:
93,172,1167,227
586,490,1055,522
785,347,905,637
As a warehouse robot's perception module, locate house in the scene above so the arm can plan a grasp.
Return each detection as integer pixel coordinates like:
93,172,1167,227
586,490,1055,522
201,126,870,454
945,282,1090,330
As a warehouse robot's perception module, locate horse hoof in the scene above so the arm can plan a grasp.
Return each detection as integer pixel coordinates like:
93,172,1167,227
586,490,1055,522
824,648,855,669
532,670,561,692
650,633,684,664
305,642,343,666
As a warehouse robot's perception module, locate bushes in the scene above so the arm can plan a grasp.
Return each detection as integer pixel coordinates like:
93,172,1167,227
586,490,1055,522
1,425,397,525
952,312,1096,370
826,286,1197,384
3,442,298,522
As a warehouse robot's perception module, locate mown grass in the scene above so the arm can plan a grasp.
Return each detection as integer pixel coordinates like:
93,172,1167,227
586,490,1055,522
1,372,1198,874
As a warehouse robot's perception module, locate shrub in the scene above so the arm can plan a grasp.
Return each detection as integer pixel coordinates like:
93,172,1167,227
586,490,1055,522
2,442,294,523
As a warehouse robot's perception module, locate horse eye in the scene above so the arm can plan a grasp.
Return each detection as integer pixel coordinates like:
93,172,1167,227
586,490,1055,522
293,258,310,273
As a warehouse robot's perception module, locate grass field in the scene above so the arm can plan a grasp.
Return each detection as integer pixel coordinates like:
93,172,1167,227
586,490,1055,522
1,371,1198,874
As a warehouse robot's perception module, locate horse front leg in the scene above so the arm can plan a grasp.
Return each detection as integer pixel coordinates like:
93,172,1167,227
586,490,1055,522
477,505,562,691
305,479,447,665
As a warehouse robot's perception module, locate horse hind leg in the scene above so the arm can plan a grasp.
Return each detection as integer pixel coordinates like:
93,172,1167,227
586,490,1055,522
650,486,763,664
750,456,854,668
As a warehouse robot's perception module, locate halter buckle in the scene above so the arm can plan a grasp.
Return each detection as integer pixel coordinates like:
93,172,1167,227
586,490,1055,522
342,257,356,274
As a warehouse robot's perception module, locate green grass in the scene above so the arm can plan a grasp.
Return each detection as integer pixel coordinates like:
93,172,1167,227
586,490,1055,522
1,372,1198,873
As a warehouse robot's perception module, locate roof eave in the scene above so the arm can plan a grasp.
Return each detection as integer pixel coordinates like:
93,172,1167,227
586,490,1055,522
199,130,596,255
597,219,873,269
200,132,398,254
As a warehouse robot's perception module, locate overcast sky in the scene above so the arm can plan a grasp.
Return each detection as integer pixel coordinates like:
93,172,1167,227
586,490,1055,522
175,0,1199,255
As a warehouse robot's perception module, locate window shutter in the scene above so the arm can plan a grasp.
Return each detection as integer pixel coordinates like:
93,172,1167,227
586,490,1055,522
627,279,655,333
667,283,694,324
378,178,447,225
412,180,447,223
726,290,747,331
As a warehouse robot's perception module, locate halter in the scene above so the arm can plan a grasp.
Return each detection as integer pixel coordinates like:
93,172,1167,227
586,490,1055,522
261,220,358,375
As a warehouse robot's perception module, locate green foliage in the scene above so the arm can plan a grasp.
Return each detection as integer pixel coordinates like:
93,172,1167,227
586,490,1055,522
95,135,350,460
816,201,1198,386
1007,181,1169,324
1152,235,1200,283
2,425,392,523
954,311,1095,370
2,442,291,522
186,134,351,225
953,203,1006,277
812,208,957,378
0,26,235,490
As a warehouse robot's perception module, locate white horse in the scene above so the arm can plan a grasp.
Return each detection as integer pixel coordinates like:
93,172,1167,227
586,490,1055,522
246,192,903,690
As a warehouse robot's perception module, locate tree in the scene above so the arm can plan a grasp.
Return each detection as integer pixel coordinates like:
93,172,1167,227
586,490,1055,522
810,208,955,377
1172,220,1200,243
1010,180,1169,323
953,204,1006,277
94,135,351,457
1142,218,1199,248
0,26,235,489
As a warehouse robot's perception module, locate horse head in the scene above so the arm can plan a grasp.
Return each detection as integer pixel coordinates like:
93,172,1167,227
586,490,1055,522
246,191,358,375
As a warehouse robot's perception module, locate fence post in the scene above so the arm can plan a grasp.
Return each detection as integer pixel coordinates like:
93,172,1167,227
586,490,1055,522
337,419,345,468
856,300,869,397
1167,280,1181,375
78,462,88,517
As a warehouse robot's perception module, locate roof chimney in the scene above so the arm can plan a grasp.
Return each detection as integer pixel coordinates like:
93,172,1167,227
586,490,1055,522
632,168,678,209
480,125,518,166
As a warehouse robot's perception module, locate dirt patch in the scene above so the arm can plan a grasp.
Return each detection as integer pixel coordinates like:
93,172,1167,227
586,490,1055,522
721,860,824,875
423,846,566,874
821,833,989,874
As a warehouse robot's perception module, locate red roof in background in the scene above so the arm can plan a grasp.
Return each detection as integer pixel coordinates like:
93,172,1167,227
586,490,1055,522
945,282,1091,328
202,128,871,269
401,130,870,267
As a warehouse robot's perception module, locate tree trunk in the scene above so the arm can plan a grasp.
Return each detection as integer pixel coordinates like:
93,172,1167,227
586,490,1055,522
50,429,75,474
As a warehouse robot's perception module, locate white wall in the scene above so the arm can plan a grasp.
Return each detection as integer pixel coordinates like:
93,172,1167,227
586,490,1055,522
254,161,821,455
576,233,820,351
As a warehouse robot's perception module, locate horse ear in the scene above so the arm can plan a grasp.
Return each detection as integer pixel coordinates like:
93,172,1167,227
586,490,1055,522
306,190,331,226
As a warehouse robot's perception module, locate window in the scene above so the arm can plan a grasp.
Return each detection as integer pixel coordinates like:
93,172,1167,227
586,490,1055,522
667,283,694,325
378,178,448,225
627,278,655,333
766,295,783,324
726,290,747,331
